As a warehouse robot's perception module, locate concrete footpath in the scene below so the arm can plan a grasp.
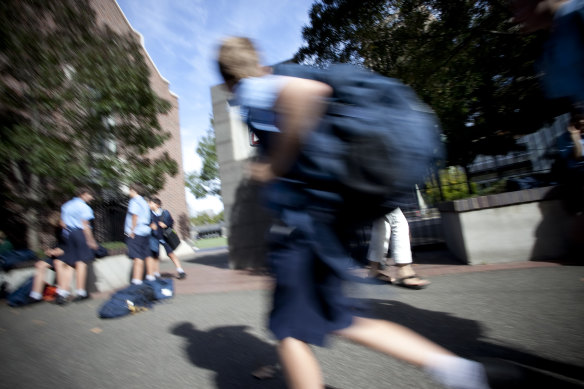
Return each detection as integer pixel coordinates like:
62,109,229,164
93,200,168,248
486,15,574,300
0,247,583,389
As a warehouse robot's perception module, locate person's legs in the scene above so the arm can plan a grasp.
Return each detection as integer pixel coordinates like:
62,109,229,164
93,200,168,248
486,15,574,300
278,337,324,389
72,261,90,301
56,262,73,304
30,260,51,301
367,216,389,278
145,255,156,280
132,258,144,284
388,208,429,288
168,252,186,278
336,317,489,389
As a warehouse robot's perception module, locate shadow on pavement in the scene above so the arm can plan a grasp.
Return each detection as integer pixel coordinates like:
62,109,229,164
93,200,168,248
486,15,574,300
171,322,285,389
366,299,584,388
184,250,231,269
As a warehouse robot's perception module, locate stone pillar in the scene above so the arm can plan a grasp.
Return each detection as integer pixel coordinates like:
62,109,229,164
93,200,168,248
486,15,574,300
211,85,271,269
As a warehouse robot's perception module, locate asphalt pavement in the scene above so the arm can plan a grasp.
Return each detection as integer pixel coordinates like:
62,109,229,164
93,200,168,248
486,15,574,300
1,247,583,389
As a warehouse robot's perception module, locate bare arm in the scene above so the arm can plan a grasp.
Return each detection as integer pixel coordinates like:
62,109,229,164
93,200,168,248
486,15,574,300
130,214,138,239
82,219,98,250
250,77,332,181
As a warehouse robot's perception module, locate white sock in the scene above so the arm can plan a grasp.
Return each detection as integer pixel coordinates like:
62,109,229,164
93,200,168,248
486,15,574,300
29,291,42,300
145,275,156,281
425,354,490,389
154,272,161,277
177,268,184,273
131,278,143,285
57,288,70,297
76,289,87,297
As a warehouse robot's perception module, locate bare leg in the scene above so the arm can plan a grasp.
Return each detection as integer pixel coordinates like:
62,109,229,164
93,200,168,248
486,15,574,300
58,264,73,294
32,261,50,295
335,317,454,367
145,256,155,277
278,337,324,389
132,258,144,281
168,252,183,272
75,261,87,292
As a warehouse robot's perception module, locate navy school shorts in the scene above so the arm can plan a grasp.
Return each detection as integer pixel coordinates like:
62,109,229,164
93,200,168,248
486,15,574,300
126,234,151,260
61,229,94,266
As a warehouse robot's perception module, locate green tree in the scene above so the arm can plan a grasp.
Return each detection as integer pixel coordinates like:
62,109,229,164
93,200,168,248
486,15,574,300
0,0,178,250
185,126,221,199
295,0,556,168
190,210,224,226
424,166,477,204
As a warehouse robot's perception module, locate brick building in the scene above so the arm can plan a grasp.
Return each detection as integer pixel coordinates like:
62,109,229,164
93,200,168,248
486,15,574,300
90,0,189,239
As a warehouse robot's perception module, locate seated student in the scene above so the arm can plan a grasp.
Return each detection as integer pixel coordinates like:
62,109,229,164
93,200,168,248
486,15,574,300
27,212,66,304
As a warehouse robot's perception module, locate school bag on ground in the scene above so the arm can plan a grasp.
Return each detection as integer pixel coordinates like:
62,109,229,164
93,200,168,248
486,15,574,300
246,63,444,219
7,276,34,307
144,277,174,300
98,283,155,319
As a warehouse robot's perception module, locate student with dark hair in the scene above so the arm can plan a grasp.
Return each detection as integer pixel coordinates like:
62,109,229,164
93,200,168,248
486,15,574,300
148,197,186,279
125,183,154,285
57,188,97,304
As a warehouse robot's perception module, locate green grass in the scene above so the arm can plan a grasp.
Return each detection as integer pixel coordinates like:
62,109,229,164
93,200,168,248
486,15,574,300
101,241,126,250
195,236,227,249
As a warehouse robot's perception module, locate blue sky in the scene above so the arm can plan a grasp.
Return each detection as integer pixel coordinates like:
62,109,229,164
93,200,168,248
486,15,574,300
115,0,315,215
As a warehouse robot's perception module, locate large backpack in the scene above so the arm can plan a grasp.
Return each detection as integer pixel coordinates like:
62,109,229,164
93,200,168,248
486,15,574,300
246,64,443,219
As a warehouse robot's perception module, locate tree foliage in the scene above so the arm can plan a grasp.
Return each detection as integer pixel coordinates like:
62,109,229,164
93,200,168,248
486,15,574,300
0,0,178,249
190,210,224,226
424,166,477,204
295,0,559,167
185,126,221,199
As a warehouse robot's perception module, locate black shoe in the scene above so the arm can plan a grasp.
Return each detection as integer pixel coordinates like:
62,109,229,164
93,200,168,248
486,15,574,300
72,294,91,303
26,296,43,305
177,272,187,280
479,358,531,389
55,295,69,305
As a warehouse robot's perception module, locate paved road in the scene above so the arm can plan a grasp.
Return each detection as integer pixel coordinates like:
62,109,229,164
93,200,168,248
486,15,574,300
1,250,583,388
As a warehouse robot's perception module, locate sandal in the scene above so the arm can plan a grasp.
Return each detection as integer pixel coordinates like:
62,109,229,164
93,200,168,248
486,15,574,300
393,275,430,290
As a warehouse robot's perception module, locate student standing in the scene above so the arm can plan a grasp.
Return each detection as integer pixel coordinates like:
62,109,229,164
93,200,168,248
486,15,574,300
57,188,97,304
125,183,154,285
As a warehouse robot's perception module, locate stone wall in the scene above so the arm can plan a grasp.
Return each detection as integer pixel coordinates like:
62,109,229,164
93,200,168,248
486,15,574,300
439,187,581,264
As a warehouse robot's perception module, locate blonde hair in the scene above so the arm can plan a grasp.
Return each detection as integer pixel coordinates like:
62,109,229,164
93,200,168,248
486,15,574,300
218,37,263,90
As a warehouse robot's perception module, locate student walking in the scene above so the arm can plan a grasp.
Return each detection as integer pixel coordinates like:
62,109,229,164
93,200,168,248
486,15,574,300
148,197,186,279
217,36,507,389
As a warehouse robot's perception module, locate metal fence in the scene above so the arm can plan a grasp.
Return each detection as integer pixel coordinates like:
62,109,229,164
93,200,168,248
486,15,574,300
92,199,128,243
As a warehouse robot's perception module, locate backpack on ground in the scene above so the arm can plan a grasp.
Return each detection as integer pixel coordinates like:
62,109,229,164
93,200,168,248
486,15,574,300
7,276,34,307
246,63,444,219
144,277,174,300
98,283,155,319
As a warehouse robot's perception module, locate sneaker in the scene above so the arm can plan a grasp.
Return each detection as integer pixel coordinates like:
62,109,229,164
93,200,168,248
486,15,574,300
177,272,187,280
72,294,91,303
55,295,69,305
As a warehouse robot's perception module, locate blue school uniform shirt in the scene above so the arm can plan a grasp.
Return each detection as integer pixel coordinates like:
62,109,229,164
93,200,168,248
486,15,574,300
61,197,94,230
235,74,289,123
124,195,151,236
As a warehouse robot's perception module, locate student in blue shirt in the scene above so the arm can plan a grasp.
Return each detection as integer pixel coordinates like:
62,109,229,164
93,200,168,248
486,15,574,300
125,183,154,285
57,187,97,304
217,37,502,389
